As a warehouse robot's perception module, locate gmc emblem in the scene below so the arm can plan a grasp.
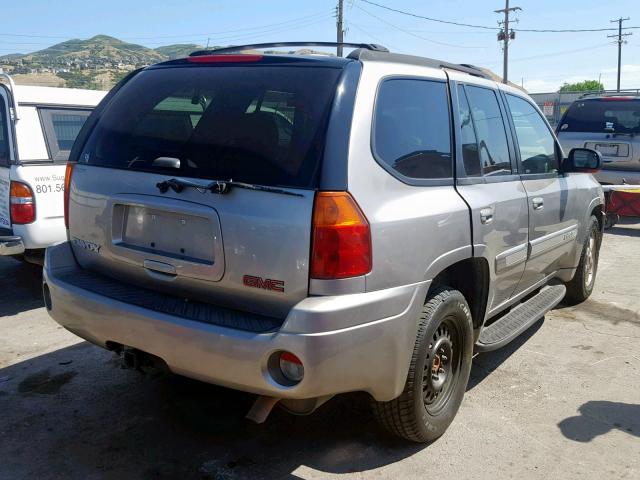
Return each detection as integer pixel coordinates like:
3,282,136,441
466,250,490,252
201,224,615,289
243,275,285,293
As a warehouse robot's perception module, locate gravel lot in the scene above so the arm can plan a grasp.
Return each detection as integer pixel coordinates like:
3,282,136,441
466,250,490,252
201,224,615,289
1,221,639,480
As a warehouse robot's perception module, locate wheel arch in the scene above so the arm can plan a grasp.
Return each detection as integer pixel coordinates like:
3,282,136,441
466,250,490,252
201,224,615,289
428,257,490,332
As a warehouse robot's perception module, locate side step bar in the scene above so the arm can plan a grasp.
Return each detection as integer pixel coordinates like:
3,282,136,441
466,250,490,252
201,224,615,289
475,285,566,352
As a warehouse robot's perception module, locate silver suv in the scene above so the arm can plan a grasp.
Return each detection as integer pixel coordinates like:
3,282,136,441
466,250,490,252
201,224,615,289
557,93,640,184
43,42,604,443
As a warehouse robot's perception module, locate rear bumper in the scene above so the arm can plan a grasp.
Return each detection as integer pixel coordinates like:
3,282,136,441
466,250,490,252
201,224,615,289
0,234,25,256
44,242,429,401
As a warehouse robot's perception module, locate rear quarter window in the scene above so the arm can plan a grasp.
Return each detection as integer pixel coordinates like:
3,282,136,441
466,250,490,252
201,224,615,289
80,66,342,189
372,78,452,181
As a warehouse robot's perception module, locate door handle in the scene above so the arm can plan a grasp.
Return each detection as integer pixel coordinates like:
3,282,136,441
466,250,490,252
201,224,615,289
532,197,544,210
480,207,494,225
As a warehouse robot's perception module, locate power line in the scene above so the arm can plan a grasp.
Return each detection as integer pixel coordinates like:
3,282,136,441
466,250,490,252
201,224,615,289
354,4,486,49
358,0,640,33
359,0,497,30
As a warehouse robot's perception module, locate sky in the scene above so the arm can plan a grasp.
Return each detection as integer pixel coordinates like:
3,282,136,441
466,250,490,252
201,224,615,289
1,0,639,92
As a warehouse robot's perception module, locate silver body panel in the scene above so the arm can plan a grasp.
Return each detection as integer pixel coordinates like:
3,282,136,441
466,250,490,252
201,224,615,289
45,54,604,402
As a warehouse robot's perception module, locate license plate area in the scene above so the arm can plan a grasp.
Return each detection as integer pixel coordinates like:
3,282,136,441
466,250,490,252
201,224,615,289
108,194,224,282
120,205,214,263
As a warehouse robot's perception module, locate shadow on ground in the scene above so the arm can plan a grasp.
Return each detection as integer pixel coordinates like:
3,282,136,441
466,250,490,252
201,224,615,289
0,257,43,317
0,342,425,479
558,401,640,442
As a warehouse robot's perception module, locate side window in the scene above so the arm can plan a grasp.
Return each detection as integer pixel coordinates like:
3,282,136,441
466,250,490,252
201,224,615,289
39,108,92,162
465,86,512,176
0,96,9,166
457,85,481,177
506,94,559,175
373,78,452,180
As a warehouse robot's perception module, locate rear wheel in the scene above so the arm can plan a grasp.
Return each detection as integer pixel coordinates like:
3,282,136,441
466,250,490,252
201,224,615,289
372,287,473,443
565,215,600,305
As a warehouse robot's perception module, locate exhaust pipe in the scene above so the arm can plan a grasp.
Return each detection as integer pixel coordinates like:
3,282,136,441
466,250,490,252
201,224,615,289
120,347,141,370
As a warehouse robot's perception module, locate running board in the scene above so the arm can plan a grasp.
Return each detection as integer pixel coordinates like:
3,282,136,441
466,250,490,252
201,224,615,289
475,285,566,352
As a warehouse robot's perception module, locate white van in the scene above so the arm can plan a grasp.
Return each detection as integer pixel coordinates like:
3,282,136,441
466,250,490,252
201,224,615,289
0,74,105,263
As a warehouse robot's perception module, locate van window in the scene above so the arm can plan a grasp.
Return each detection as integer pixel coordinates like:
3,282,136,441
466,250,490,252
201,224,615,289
81,66,342,189
0,96,9,166
40,108,92,162
373,78,452,180
465,86,512,176
559,99,640,134
506,94,559,175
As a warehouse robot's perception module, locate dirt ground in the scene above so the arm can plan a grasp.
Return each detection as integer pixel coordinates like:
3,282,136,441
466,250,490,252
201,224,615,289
1,221,639,479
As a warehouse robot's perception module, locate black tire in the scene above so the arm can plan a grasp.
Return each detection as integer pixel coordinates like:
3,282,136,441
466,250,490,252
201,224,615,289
372,287,474,443
565,215,600,305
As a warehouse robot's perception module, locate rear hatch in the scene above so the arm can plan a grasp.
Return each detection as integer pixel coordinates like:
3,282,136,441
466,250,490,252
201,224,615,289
68,59,344,319
557,97,640,170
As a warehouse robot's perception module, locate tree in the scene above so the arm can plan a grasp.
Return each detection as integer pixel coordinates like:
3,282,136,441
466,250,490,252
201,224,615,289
559,80,604,93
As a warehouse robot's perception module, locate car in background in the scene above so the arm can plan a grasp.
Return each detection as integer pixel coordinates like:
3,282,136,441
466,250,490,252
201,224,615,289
0,74,106,263
557,93,640,185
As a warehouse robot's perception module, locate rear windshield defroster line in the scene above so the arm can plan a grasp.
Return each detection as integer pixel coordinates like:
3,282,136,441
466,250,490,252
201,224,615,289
80,65,343,189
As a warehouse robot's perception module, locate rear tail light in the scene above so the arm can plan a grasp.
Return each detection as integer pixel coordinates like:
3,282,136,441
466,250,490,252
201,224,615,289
10,181,35,224
310,191,372,279
63,163,74,229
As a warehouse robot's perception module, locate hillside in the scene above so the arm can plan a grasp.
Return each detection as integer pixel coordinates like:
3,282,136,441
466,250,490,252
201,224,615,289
0,35,206,89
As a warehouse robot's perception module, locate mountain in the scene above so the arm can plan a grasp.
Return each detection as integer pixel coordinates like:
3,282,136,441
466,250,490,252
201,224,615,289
0,35,203,65
154,43,204,59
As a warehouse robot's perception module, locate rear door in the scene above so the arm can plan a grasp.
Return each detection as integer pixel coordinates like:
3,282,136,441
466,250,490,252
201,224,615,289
69,63,343,319
452,82,529,316
557,98,640,172
0,86,14,231
504,92,579,290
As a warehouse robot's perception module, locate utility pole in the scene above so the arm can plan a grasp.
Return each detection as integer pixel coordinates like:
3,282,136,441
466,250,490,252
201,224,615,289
495,0,521,84
336,0,344,57
607,17,632,92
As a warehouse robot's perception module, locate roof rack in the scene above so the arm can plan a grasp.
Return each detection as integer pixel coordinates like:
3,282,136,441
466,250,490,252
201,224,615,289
347,49,491,80
190,42,389,56
579,90,640,99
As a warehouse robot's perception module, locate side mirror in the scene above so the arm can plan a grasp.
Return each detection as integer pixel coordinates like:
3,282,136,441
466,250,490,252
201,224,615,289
564,148,602,173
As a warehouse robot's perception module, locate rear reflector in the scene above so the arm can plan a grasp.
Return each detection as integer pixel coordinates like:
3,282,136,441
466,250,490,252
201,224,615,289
278,352,304,383
187,54,263,64
10,181,35,224
310,191,372,279
63,163,75,229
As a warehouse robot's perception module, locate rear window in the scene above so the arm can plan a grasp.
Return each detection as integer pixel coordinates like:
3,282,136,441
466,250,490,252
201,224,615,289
559,99,640,134
80,66,342,189
40,108,92,162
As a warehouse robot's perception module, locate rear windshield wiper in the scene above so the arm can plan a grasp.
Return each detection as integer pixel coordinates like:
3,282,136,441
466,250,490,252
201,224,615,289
156,178,304,197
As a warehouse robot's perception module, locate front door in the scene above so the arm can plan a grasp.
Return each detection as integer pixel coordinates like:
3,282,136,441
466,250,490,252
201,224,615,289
503,92,579,291
452,82,530,316
0,85,14,231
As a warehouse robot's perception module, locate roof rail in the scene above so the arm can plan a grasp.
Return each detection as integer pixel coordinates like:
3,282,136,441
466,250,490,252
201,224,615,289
0,72,19,121
347,49,491,80
579,90,640,99
190,41,389,56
